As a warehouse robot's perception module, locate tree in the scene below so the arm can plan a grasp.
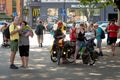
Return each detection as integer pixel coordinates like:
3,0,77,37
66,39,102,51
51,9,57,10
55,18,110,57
79,0,120,24
114,0,120,10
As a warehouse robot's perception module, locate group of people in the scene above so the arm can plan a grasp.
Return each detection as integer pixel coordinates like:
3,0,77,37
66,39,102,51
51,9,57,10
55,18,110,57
53,19,120,64
7,17,33,69
1,17,120,68
0,16,46,69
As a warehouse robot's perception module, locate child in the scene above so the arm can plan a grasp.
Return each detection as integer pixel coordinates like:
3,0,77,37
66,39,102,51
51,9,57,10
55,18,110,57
23,25,33,37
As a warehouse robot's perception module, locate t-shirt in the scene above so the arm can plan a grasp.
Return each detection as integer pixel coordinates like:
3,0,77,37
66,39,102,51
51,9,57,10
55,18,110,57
96,27,102,40
9,23,19,40
54,29,63,39
70,28,77,42
19,30,29,46
36,24,45,35
107,24,119,38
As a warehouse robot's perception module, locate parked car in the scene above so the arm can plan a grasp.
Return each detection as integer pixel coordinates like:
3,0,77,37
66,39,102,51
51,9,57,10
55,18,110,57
66,21,88,32
46,23,54,32
95,21,108,26
99,22,109,33
66,23,72,32
0,21,10,30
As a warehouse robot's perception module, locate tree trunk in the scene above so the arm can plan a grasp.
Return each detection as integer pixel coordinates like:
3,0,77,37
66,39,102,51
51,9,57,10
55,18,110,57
118,10,120,46
118,10,120,26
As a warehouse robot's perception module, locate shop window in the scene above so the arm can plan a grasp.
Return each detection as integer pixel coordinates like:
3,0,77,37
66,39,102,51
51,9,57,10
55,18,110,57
47,8,58,23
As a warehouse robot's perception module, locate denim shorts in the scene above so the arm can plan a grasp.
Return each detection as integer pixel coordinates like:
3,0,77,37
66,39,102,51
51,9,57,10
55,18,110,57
76,40,85,50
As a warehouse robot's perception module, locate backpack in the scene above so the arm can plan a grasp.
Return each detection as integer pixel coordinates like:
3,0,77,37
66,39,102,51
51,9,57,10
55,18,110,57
100,28,105,39
3,25,10,39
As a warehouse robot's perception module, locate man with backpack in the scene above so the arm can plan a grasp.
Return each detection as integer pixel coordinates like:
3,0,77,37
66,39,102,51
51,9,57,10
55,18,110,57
94,24,104,56
35,21,46,47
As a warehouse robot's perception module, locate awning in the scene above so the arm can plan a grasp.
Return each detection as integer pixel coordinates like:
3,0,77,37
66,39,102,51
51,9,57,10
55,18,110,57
0,11,12,19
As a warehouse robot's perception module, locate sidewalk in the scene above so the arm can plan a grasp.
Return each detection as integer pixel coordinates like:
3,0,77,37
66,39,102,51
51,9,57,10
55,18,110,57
0,33,120,80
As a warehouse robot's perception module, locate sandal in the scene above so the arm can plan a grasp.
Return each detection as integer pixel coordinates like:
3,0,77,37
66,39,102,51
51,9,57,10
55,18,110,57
20,65,25,68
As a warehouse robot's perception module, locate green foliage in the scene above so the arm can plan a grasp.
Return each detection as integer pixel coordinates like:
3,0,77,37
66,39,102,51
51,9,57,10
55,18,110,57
78,0,116,9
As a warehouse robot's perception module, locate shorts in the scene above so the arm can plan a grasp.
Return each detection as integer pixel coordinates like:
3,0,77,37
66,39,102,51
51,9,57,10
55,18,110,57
10,40,18,52
76,40,85,50
19,45,29,57
97,39,102,48
109,37,117,45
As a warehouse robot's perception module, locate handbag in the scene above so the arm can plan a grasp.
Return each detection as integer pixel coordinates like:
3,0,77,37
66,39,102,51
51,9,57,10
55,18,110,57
35,27,40,35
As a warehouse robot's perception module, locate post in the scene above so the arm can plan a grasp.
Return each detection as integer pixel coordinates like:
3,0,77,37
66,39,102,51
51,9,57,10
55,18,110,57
63,0,66,22
20,0,24,20
118,10,120,25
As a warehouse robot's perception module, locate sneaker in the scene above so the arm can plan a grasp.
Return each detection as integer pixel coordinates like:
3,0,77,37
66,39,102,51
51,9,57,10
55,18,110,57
99,51,103,56
41,43,43,47
10,64,18,69
112,53,115,56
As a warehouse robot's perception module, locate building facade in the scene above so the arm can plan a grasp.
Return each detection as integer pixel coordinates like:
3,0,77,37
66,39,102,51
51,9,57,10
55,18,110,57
24,0,118,27
0,0,21,17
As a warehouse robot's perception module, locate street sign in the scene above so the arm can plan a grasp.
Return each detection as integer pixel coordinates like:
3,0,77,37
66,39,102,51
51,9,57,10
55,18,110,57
23,9,29,15
59,8,66,15
32,8,39,16
12,12,17,17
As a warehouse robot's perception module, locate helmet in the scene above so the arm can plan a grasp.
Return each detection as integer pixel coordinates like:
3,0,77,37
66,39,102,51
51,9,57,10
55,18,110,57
57,22,63,27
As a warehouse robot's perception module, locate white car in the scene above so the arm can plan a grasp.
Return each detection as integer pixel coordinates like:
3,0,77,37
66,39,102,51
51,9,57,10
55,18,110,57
99,23,109,32
0,21,10,30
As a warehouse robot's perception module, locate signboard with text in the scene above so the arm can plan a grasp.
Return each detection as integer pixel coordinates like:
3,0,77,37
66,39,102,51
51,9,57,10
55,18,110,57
32,8,40,16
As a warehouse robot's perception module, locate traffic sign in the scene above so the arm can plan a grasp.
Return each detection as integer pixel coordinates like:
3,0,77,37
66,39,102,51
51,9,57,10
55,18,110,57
13,12,17,17
59,8,66,15
23,9,29,15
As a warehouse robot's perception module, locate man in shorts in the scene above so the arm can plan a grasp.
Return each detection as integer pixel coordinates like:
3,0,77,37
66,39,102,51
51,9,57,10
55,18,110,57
107,19,120,56
9,16,22,69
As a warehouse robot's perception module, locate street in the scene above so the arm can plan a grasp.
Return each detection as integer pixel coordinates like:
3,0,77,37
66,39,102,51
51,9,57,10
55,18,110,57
0,32,120,80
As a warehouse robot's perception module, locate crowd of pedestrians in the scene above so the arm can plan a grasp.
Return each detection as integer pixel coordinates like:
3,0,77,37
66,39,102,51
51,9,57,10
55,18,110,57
0,16,120,69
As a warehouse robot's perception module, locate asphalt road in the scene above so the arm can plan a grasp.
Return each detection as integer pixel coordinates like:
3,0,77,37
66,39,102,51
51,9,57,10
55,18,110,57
0,32,120,80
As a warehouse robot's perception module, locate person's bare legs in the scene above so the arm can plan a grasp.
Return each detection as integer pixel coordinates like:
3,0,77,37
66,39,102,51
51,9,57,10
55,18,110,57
21,56,25,67
25,57,29,68
73,45,79,63
10,51,16,64
111,43,115,56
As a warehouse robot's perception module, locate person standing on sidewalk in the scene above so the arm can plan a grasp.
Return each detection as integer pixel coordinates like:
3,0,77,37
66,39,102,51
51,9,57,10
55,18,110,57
107,19,119,56
19,21,32,68
9,16,22,69
35,21,46,47
94,24,103,56
69,22,77,42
